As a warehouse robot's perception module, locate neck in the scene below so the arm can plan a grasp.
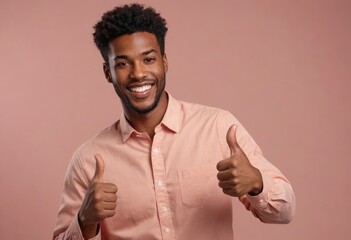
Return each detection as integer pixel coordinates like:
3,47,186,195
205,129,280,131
123,92,168,139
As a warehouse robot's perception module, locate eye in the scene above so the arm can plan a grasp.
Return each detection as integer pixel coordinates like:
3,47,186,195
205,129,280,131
115,61,129,69
144,57,155,64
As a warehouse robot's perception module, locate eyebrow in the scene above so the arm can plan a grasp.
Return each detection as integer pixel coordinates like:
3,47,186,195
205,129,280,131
114,49,158,60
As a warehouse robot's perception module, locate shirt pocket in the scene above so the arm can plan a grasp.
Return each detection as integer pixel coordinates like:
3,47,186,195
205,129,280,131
177,163,217,207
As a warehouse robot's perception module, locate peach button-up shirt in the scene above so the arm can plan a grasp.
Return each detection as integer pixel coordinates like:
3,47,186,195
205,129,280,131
53,94,295,240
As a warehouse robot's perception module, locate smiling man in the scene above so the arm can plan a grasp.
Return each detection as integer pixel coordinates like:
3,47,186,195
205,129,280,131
53,4,295,240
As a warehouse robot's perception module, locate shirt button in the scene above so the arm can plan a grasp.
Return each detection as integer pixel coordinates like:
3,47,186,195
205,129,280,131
136,134,142,138
156,180,163,188
164,227,170,233
162,206,167,212
153,147,159,154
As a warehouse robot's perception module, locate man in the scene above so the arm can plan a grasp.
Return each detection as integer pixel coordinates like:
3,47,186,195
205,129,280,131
53,4,295,240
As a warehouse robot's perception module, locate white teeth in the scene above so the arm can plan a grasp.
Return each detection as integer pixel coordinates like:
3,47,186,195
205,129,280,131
130,85,151,93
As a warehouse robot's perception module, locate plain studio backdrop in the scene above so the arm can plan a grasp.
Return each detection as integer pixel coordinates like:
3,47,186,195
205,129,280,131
1,0,350,239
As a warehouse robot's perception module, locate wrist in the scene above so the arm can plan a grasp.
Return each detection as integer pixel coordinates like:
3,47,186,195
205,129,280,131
78,211,99,239
248,169,263,196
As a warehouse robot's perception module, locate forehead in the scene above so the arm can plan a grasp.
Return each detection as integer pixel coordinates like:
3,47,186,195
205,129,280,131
108,32,160,56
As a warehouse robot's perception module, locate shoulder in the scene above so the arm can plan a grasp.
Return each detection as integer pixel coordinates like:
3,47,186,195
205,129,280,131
65,121,120,181
74,121,120,163
178,100,239,125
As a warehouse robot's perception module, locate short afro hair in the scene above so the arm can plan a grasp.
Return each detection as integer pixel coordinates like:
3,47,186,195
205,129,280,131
93,3,168,62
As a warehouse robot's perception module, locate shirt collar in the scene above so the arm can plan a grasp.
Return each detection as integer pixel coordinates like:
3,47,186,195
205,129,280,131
119,92,182,143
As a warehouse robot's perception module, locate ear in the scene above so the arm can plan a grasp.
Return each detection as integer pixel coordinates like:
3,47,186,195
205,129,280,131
103,63,113,83
162,53,168,73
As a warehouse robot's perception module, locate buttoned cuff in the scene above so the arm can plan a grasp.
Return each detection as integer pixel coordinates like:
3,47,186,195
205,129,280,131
245,172,283,210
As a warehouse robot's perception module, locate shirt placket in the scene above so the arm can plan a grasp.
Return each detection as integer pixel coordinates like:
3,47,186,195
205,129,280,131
151,127,175,240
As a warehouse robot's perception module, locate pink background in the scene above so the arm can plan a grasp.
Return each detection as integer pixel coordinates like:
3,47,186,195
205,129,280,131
1,0,350,239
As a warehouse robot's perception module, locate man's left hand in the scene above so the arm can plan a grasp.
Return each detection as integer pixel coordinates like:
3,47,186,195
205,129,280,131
216,125,263,197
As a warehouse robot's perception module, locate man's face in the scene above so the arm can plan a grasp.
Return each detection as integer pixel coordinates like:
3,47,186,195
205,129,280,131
104,32,168,115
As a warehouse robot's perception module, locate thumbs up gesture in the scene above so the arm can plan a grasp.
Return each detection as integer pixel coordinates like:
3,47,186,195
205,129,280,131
78,154,117,238
216,125,263,197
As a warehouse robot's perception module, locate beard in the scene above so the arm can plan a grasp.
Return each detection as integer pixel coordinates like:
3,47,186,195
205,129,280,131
113,74,166,115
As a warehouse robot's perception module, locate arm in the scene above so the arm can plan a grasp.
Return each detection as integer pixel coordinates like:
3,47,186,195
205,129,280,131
236,136,295,223
216,111,295,223
53,150,98,240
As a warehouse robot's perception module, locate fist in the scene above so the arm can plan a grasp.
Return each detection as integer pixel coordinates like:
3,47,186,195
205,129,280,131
216,125,263,197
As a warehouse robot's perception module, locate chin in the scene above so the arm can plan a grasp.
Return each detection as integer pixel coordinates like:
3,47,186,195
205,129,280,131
131,102,158,114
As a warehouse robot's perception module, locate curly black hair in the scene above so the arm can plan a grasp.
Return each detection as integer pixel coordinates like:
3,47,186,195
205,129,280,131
93,3,168,63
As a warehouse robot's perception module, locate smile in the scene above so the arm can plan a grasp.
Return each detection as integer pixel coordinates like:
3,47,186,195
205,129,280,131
129,84,152,93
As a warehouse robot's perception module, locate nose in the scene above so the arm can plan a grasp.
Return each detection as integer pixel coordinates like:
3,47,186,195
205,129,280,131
130,62,147,80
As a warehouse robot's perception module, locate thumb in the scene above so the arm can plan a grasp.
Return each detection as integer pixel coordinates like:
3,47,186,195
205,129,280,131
92,154,105,182
226,124,238,156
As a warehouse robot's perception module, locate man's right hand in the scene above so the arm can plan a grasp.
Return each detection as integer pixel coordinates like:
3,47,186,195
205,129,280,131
78,154,118,239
